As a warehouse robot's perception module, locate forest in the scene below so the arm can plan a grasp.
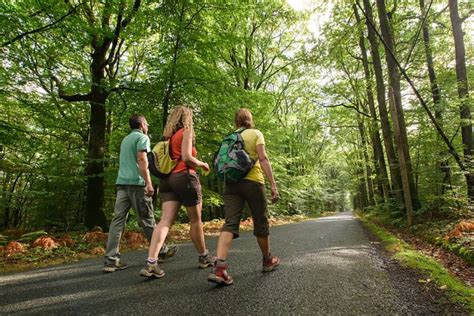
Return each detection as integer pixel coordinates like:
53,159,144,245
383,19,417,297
1,0,472,242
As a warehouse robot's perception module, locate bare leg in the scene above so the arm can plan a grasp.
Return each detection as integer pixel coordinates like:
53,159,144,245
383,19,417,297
216,231,234,260
186,201,206,254
256,235,270,257
147,201,180,260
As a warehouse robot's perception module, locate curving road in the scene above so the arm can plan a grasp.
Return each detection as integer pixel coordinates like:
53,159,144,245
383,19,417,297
0,212,467,315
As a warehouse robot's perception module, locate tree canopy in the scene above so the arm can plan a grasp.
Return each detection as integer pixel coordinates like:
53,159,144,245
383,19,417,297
1,0,473,231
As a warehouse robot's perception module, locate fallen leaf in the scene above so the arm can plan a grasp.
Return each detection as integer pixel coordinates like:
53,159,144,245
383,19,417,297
32,237,58,250
5,241,25,256
91,246,105,255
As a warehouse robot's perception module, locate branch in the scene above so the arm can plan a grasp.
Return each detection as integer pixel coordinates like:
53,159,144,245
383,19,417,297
322,103,371,118
347,49,363,62
460,10,474,23
108,86,138,93
104,0,141,67
2,2,84,47
404,0,433,67
320,124,359,129
52,75,90,102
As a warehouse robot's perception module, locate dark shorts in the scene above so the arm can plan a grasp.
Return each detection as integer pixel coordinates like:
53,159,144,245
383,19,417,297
222,180,269,238
159,172,202,207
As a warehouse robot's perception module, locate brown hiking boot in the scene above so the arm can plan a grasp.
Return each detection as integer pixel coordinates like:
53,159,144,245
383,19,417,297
158,245,178,263
139,261,165,279
198,251,216,269
262,254,280,272
103,259,128,273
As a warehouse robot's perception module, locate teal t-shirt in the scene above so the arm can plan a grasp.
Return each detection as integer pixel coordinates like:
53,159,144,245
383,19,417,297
116,129,150,186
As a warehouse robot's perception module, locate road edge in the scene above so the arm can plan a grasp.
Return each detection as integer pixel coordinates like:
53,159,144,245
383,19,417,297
358,216,473,313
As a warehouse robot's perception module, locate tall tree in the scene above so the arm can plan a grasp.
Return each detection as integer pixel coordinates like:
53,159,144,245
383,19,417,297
376,0,419,225
419,0,451,193
361,0,404,206
59,1,142,230
449,0,473,201
354,3,389,202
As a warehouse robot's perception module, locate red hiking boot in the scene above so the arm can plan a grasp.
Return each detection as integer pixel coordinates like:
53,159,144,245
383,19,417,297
262,254,280,272
208,261,233,286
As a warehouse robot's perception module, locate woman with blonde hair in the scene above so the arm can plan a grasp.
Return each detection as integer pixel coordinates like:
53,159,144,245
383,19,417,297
140,106,213,278
208,108,280,285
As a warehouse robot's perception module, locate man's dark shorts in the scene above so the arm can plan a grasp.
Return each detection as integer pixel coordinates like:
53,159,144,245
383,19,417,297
159,172,202,207
222,179,269,238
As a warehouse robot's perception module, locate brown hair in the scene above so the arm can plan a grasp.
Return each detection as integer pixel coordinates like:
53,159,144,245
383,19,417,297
129,114,145,129
163,106,194,139
234,108,254,129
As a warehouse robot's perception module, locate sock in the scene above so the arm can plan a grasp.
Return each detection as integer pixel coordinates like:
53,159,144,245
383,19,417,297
147,258,157,264
215,258,226,266
199,252,208,257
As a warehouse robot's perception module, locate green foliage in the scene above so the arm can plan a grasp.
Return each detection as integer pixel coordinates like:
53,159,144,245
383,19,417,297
1,1,473,231
0,234,7,246
18,231,48,243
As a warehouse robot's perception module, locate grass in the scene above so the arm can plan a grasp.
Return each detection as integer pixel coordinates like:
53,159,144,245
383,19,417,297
360,218,474,312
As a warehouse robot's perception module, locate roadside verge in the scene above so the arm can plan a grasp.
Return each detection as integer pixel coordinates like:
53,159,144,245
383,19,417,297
359,217,474,312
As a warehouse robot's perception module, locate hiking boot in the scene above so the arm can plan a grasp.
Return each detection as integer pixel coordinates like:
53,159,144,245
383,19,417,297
208,261,233,286
262,254,280,272
198,251,216,268
103,259,128,273
158,245,179,263
139,261,165,279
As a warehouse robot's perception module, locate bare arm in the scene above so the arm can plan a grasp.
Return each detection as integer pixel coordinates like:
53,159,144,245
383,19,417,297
181,128,209,171
137,151,154,196
256,144,279,203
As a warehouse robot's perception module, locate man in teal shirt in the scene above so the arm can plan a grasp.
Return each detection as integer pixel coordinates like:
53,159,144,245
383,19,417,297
103,115,177,272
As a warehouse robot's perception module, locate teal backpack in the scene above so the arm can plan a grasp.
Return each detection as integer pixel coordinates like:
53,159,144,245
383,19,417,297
214,129,255,183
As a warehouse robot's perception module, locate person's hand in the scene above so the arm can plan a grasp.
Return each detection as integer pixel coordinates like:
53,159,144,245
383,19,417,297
271,185,279,204
201,162,210,172
145,183,154,197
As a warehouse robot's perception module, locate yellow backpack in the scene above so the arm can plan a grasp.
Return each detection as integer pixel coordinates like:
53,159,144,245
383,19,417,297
147,140,177,178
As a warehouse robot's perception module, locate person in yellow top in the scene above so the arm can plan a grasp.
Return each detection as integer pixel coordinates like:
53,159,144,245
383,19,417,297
208,108,280,286
241,128,265,184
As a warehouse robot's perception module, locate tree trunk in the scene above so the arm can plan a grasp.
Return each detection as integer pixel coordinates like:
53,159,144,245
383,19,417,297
362,0,404,206
358,116,376,206
376,0,418,225
84,99,108,230
354,3,390,202
84,46,110,230
449,0,474,201
2,174,11,229
419,0,451,194
354,148,370,210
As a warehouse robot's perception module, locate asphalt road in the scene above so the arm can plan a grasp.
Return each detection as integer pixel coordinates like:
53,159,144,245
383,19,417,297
0,212,467,315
